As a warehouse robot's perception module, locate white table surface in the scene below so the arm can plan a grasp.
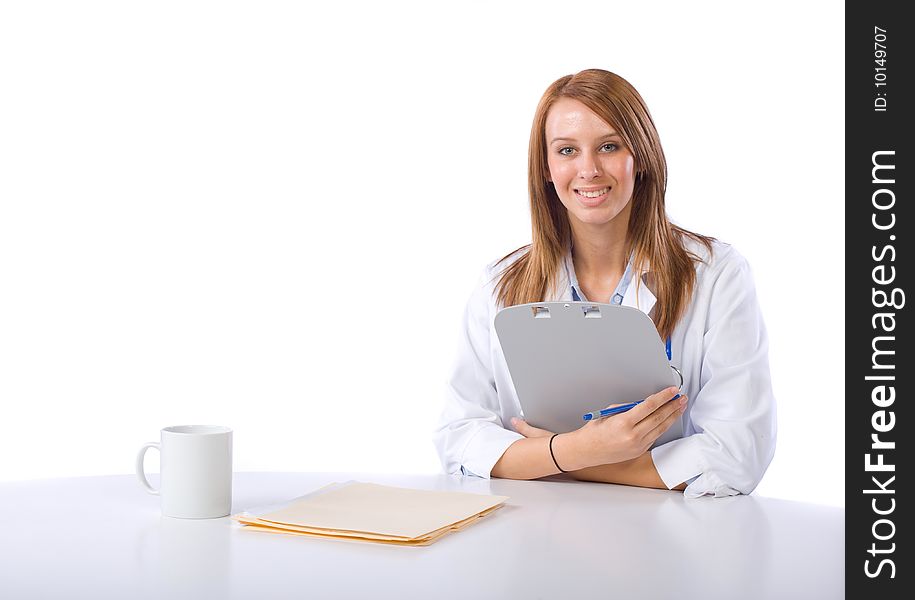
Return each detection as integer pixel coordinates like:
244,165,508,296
0,472,843,599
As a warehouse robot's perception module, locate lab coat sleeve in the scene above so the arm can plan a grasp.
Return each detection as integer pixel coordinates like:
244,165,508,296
651,249,777,497
432,267,523,478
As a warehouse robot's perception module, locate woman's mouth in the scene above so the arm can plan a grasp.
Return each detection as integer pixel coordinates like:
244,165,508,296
574,187,610,206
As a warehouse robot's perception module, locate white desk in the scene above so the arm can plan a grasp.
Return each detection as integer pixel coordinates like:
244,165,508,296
0,472,843,599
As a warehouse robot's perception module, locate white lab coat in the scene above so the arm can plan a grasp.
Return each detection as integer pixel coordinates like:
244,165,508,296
432,238,777,498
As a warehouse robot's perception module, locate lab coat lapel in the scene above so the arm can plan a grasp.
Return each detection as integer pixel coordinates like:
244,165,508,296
621,272,657,316
555,251,576,301
554,269,576,301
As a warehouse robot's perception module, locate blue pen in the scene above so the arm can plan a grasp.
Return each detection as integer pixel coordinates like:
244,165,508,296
582,394,681,421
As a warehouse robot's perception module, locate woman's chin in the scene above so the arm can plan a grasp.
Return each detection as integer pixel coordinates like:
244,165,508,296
569,207,625,228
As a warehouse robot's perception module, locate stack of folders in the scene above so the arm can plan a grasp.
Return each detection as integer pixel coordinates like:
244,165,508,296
234,481,510,546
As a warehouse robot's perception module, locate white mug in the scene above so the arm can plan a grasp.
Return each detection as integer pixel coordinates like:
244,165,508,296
136,425,233,519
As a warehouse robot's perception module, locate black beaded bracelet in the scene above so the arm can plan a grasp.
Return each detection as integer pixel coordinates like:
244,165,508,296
549,433,568,473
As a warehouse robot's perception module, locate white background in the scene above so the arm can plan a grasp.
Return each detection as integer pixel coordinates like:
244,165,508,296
0,1,844,506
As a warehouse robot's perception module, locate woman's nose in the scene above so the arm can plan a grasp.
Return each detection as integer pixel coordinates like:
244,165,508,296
577,153,601,179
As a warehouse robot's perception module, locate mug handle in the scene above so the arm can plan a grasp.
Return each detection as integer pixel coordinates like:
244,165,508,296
136,442,160,495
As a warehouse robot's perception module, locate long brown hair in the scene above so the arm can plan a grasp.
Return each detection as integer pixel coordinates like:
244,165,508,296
495,69,714,340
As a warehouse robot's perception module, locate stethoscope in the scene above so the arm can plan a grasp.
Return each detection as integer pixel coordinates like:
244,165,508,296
666,336,684,388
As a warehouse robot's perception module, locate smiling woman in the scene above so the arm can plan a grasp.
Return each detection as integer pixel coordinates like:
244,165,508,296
548,101,635,214
501,70,710,337
432,69,777,498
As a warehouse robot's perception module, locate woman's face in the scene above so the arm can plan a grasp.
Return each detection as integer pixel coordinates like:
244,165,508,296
544,97,637,229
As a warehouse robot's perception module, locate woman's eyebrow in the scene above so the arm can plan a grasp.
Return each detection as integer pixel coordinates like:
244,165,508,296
549,133,622,144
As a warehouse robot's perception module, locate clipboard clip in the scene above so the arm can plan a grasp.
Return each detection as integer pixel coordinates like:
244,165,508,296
532,306,551,319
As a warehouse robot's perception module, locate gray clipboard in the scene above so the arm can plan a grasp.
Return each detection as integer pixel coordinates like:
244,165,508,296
494,301,683,447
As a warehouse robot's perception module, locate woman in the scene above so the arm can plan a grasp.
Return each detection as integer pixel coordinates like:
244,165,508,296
433,69,776,497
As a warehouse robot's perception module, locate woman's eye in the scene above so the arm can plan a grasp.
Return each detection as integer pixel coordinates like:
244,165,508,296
558,147,575,156
600,143,618,152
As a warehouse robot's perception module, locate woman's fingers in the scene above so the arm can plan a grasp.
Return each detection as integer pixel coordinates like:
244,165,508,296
511,417,554,438
640,394,688,443
626,387,681,424
585,389,687,464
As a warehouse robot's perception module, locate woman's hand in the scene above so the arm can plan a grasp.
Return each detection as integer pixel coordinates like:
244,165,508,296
510,417,554,439
510,386,687,471
577,386,687,468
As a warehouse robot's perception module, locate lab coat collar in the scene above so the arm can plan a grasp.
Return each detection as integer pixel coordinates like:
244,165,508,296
621,271,657,315
560,247,657,316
